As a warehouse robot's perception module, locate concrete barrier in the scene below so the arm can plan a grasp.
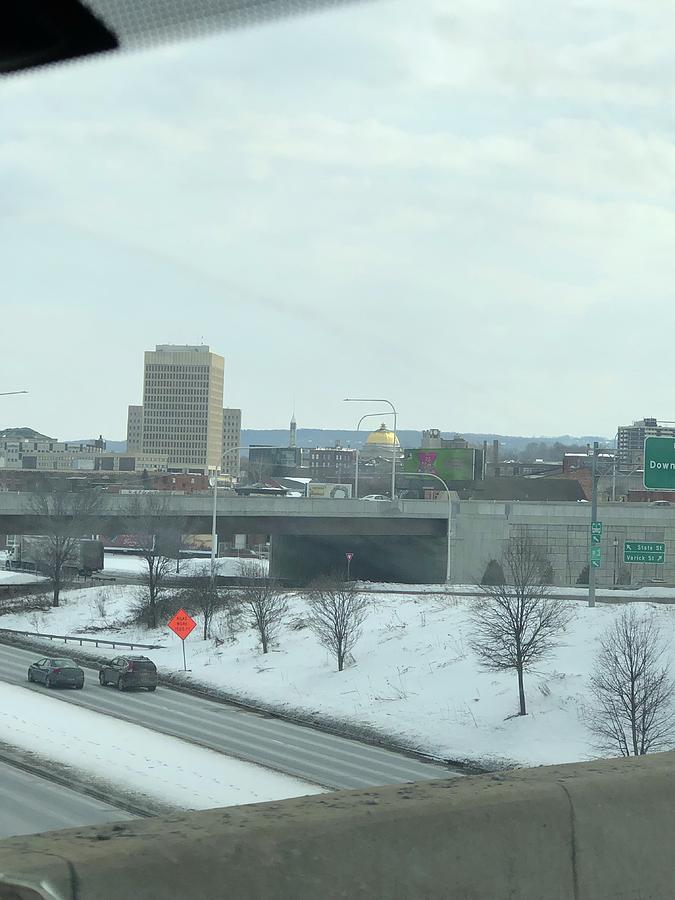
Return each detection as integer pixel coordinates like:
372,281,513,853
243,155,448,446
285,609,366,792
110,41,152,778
1,752,675,899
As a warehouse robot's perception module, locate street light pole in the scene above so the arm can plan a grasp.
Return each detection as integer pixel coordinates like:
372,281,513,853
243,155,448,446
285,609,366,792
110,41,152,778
397,471,452,583
589,441,599,608
353,411,391,499
344,398,398,499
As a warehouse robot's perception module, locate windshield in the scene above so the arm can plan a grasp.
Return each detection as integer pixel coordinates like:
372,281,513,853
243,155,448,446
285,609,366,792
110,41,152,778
1,6,674,896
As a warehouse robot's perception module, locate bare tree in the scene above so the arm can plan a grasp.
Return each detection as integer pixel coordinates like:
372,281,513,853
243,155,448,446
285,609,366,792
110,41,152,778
238,560,287,653
28,488,102,607
128,495,184,628
306,575,368,672
177,565,229,640
588,608,675,756
471,529,572,716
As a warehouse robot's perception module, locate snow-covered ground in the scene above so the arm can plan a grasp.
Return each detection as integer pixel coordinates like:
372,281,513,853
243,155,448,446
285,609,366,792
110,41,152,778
2,582,675,770
104,553,268,578
0,683,320,809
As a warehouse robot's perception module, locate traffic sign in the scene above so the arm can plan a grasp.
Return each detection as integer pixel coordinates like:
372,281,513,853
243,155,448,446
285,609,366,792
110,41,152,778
590,546,602,565
345,552,354,562
167,609,197,640
624,541,665,564
591,533,601,544
644,437,675,490
591,521,603,535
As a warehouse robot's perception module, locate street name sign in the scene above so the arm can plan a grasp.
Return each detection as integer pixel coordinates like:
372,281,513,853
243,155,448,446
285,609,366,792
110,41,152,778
623,542,665,564
644,437,675,490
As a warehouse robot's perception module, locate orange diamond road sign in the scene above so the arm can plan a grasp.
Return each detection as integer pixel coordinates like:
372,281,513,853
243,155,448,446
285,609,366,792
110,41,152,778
167,609,197,641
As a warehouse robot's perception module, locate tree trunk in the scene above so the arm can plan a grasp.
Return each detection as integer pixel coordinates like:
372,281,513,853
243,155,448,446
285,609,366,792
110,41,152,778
261,631,268,654
52,583,60,608
517,665,527,715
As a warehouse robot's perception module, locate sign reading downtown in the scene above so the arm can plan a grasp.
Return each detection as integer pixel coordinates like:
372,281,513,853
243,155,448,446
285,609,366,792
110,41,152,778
644,436,675,490
624,542,666,564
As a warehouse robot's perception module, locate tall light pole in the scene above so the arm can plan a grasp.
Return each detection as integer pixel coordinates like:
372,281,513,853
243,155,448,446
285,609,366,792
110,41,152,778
397,470,452,583
353,411,391,499
344,398,398,500
589,441,599,608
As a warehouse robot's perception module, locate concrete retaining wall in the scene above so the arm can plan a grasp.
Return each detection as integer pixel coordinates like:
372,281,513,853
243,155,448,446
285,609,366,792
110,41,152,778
2,752,675,899
451,500,675,587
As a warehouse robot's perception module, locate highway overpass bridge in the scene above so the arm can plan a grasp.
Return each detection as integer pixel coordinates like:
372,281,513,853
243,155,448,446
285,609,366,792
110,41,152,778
0,494,450,583
3,493,675,585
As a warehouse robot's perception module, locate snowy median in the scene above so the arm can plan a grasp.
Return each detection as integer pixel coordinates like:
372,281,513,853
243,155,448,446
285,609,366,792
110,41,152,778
0,683,322,811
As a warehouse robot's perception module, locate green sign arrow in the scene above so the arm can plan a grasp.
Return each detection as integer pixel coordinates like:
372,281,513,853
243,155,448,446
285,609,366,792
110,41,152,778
624,541,666,564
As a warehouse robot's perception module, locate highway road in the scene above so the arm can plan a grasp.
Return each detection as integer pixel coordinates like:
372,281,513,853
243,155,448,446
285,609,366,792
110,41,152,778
0,761,133,837
0,642,456,789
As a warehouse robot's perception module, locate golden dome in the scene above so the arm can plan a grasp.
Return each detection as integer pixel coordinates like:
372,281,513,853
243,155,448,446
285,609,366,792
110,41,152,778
365,423,400,447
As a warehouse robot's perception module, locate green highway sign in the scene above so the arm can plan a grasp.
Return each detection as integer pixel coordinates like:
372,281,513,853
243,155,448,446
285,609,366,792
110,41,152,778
591,533,601,544
624,541,666,564
590,546,602,566
644,437,675,490
591,521,603,535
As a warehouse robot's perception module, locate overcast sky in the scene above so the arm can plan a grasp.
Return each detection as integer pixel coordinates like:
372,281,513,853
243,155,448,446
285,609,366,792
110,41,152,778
2,0,674,440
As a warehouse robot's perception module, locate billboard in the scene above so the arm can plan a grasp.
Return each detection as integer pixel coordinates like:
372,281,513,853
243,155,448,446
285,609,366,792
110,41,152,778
308,482,352,499
403,448,478,482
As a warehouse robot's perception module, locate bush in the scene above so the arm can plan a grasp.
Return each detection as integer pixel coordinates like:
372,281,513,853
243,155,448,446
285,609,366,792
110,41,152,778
481,559,505,585
576,565,589,585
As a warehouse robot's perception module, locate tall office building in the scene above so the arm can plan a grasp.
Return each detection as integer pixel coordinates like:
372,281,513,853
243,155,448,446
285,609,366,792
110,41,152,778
126,405,143,453
127,344,224,474
222,407,242,478
617,417,675,467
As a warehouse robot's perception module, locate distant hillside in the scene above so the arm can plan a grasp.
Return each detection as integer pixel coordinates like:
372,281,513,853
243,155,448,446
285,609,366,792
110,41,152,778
0,427,55,441
241,429,609,452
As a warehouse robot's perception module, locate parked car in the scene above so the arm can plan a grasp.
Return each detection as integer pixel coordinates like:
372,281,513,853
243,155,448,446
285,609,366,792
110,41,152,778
27,657,84,689
361,494,390,502
98,655,158,692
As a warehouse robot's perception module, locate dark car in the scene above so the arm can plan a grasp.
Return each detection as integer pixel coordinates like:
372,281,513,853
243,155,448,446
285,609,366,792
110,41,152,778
98,655,158,692
27,657,84,689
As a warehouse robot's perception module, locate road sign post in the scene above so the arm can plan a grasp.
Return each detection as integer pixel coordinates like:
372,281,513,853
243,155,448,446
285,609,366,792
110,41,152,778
167,608,197,671
345,552,354,581
588,444,599,607
644,437,675,490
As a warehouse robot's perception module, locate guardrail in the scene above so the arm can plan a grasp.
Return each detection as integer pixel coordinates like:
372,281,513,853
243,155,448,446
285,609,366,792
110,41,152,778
0,627,163,650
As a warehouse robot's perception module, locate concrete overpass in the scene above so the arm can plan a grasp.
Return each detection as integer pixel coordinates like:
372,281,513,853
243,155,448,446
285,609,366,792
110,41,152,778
5,493,675,585
0,493,450,583
1,751,674,899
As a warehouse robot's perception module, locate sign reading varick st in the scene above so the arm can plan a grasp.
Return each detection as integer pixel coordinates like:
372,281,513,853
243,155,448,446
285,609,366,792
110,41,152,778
624,542,666,564
644,437,675,490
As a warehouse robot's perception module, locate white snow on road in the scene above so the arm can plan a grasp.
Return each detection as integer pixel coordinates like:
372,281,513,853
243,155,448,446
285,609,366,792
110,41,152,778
4,583,675,769
0,683,321,810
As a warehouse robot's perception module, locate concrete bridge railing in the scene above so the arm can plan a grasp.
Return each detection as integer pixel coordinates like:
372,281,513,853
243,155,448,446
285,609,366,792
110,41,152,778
1,752,674,899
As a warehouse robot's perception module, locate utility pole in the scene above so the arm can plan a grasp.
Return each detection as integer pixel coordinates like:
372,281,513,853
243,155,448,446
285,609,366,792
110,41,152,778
589,441,599,608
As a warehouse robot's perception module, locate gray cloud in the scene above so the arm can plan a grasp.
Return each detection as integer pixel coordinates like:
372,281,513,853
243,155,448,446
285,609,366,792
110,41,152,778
2,0,675,439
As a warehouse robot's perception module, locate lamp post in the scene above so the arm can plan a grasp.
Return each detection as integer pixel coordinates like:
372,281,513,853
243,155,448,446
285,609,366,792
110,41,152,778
344,398,398,500
353,411,391,499
397,470,452,583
